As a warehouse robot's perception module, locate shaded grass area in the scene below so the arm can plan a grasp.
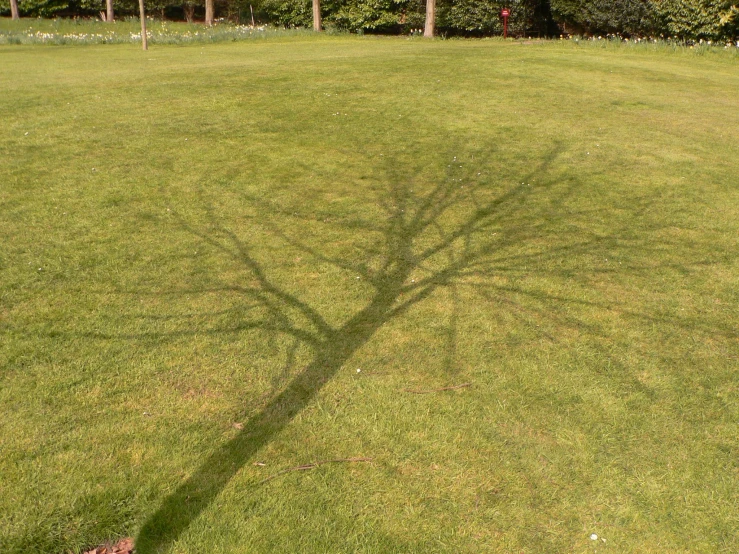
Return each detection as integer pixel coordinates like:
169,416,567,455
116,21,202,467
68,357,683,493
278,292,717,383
1,37,738,553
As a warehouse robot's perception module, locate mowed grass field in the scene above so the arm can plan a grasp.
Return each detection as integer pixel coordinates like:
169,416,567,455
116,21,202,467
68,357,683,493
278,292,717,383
1,36,738,553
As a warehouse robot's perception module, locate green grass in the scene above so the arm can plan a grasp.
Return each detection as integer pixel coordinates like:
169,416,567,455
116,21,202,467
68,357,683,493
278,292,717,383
1,18,738,53
1,35,738,554
0,18,311,45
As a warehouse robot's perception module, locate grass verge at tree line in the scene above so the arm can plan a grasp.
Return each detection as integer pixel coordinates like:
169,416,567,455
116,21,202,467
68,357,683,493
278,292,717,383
0,18,318,45
2,18,739,52
0,35,738,553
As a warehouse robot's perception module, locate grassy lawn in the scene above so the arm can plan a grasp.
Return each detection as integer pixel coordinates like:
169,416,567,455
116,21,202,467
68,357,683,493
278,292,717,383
0,18,304,45
1,35,738,553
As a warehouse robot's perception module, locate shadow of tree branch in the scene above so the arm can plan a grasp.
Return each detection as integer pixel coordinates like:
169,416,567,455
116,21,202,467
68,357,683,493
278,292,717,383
133,147,571,552
128,142,709,552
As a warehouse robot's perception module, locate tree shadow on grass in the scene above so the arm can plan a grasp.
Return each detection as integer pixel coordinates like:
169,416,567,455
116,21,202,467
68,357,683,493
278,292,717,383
133,144,684,552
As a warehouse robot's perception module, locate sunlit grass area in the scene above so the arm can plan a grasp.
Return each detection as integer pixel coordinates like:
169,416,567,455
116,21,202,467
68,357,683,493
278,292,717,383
1,36,738,553
0,17,309,45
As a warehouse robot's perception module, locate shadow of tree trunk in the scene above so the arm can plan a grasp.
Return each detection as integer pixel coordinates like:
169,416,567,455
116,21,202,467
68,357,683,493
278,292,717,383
136,281,409,551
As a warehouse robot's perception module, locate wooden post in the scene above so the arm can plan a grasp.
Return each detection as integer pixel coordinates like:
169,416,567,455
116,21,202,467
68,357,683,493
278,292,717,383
10,0,20,20
106,0,114,22
139,0,148,50
423,0,435,37
312,0,321,31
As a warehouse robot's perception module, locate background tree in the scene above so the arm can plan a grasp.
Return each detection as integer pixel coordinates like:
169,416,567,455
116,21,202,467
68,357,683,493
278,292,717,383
332,0,417,32
550,0,663,36
205,0,214,24
4,0,70,17
442,0,502,34
655,0,738,39
2,0,735,41
139,0,148,48
720,4,739,37
183,0,197,21
434,0,552,37
313,0,321,29
424,0,435,35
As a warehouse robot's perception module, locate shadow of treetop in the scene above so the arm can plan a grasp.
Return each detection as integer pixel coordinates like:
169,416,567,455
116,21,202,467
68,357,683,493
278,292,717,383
134,144,679,553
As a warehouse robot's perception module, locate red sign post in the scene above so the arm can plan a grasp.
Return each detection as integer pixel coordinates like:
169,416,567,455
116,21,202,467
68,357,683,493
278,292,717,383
501,8,510,39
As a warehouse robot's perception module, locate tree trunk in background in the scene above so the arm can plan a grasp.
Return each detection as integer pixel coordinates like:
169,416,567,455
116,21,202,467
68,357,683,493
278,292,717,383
10,0,19,20
423,0,435,37
106,0,114,22
205,0,214,26
313,0,321,31
138,0,148,50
